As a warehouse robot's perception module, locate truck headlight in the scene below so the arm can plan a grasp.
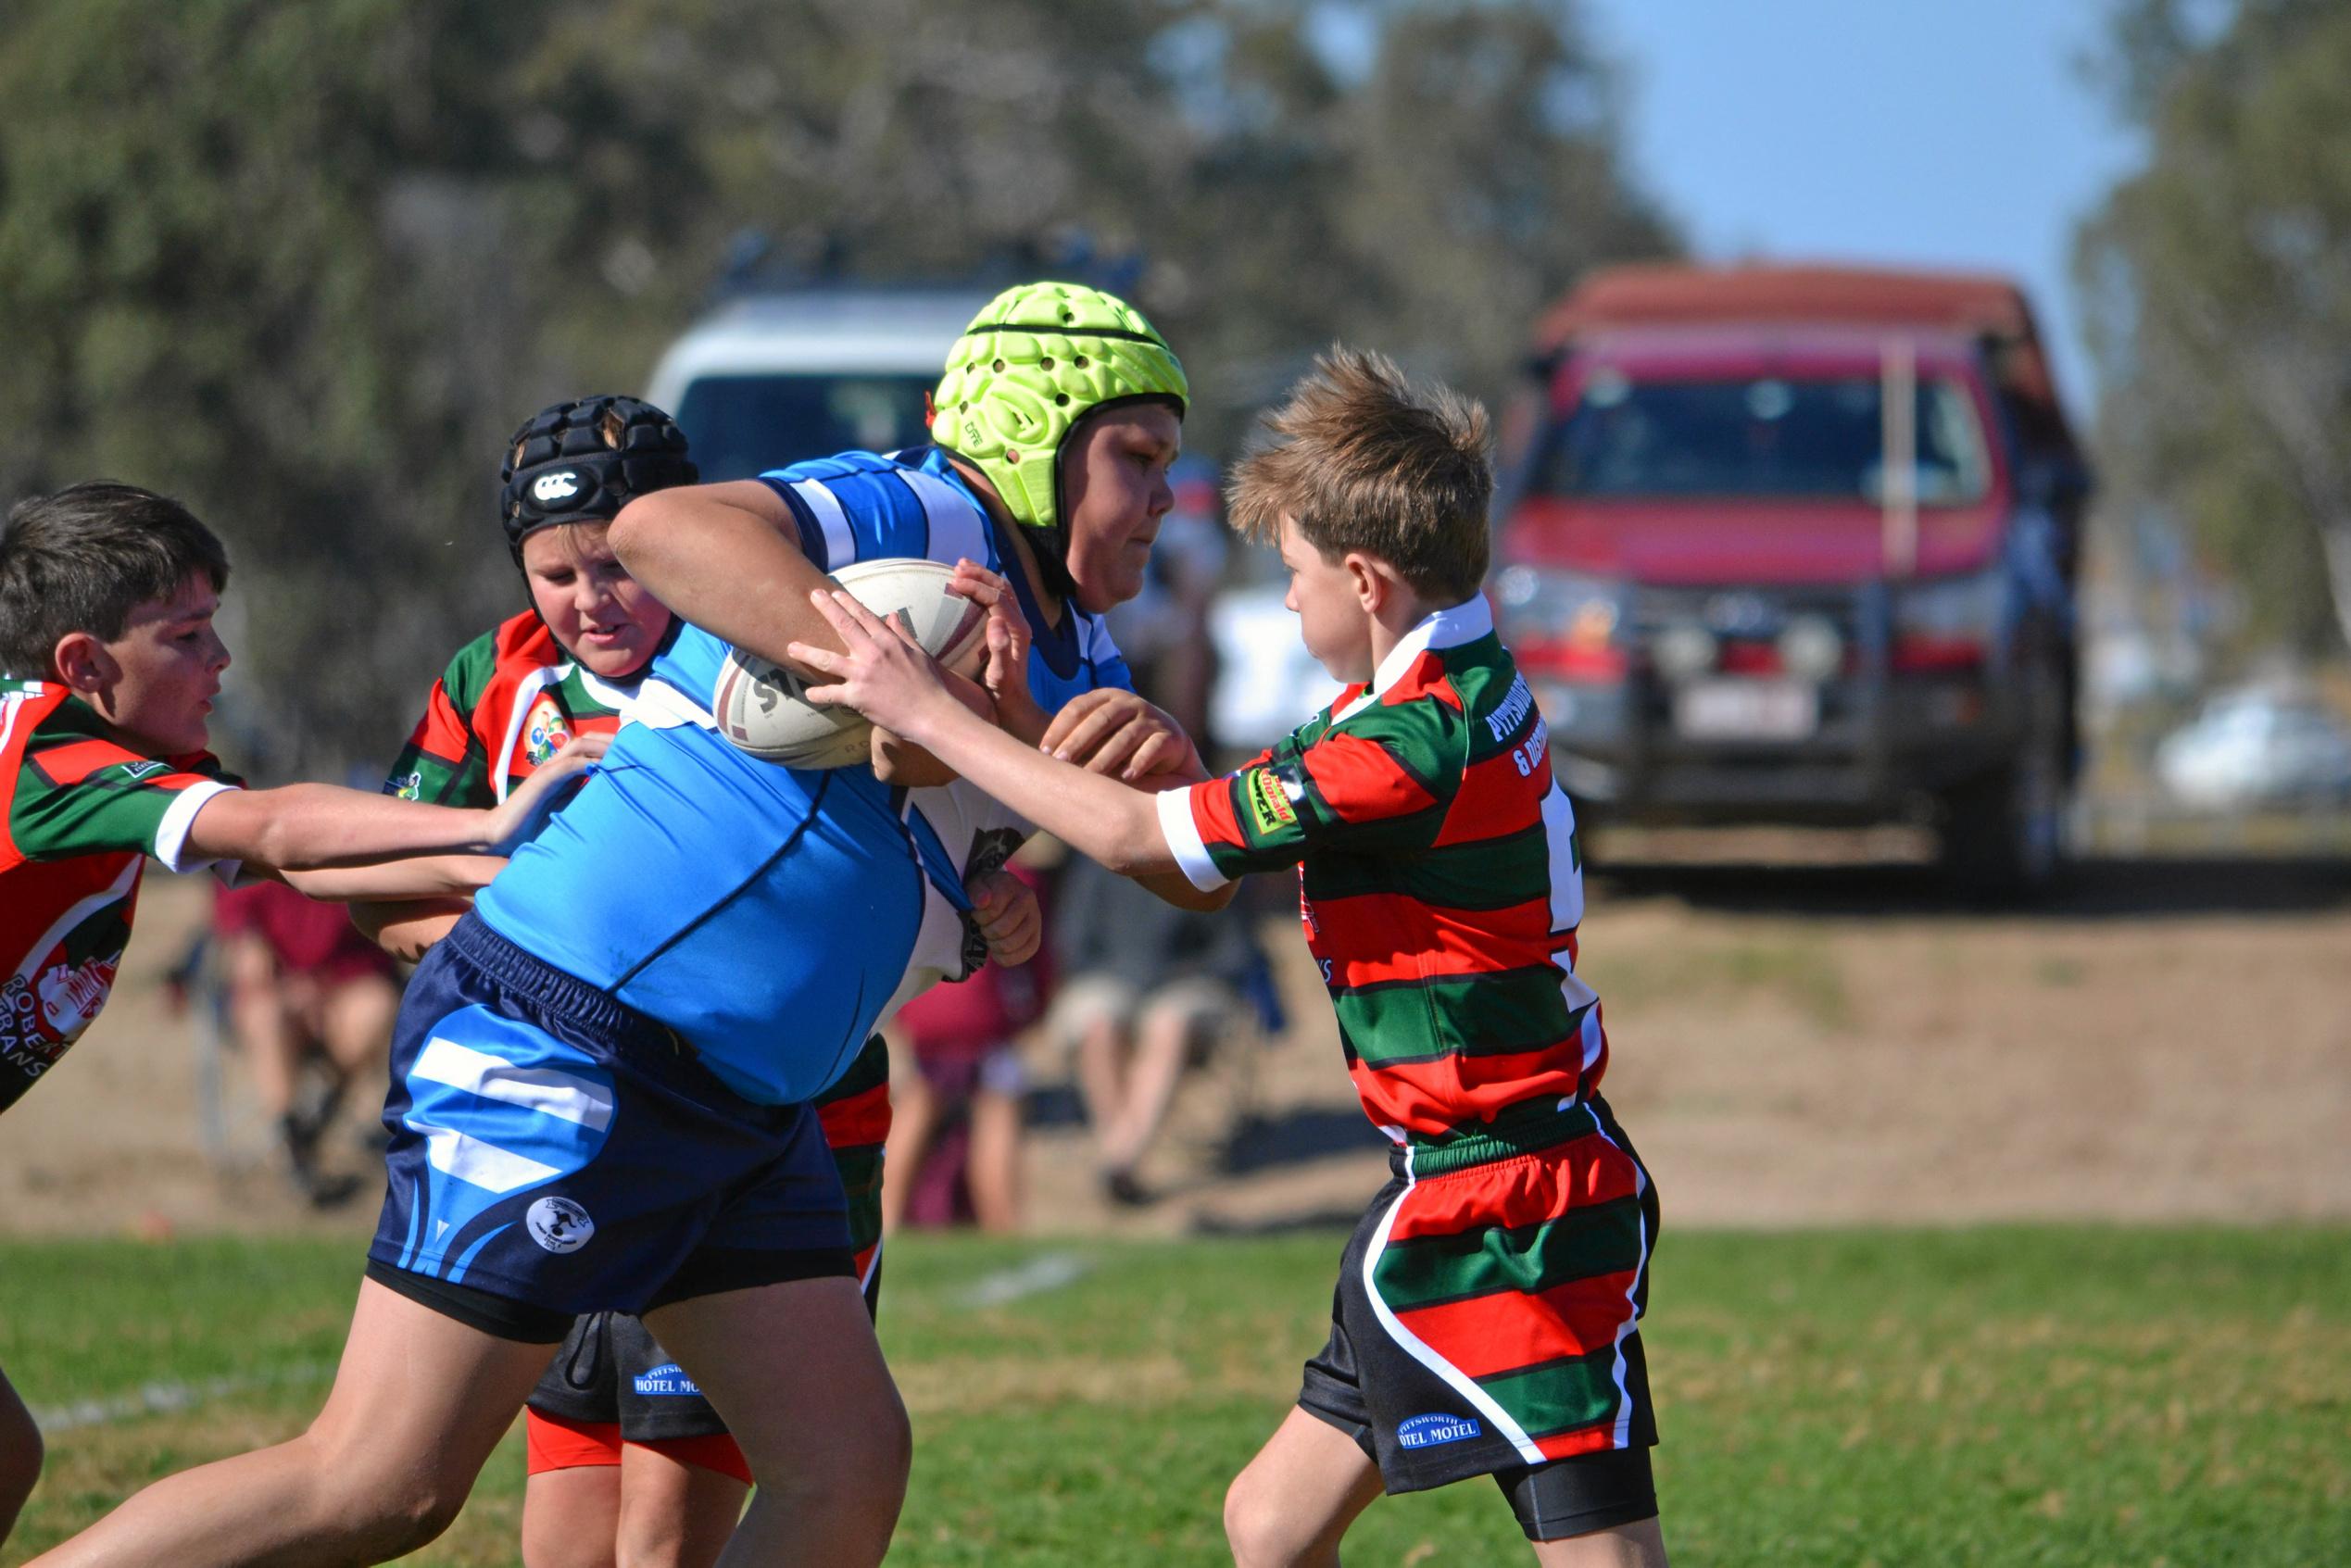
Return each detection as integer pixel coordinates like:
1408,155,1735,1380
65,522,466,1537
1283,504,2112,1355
1777,615,1843,682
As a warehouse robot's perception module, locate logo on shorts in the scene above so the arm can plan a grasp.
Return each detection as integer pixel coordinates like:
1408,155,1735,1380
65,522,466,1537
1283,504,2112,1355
1396,1412,1483,1449
633,1362,706,1398
532,470,583,505
525,1196,595,1253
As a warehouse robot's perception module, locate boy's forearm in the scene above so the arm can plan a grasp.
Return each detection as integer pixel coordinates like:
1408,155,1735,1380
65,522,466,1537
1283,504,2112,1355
608,483,842,672
283,856,503,903
187,784,503,871
349,898,470,962
900,699,1182,879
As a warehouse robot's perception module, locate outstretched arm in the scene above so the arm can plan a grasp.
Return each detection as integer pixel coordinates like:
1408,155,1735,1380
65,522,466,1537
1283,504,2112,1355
185,734,604,880
793,592,1229,904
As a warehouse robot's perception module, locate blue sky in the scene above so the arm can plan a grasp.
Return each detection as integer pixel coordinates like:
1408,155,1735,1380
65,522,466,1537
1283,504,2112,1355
1577,0,2146,420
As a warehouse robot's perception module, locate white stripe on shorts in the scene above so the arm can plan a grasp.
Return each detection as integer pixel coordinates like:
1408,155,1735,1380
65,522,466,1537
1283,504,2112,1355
411,1036,615,1131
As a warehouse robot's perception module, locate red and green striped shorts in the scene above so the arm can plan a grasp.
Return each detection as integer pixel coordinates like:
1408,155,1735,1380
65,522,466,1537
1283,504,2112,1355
1300,1095,1659,1499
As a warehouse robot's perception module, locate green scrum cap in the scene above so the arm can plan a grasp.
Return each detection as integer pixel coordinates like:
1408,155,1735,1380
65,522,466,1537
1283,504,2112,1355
930,281,1188,540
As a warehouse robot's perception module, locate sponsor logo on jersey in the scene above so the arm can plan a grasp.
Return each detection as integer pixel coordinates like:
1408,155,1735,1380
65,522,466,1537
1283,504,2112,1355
532,470,582,505
523,696,573,767
119,759,169,782
525,1196,595,1253
1396,1412,1483,1449
632,1361,707,1398
1247,767,1297,836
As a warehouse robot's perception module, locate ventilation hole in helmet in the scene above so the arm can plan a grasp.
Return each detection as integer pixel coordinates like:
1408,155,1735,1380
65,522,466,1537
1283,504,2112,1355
597,407,627,449
1006,449,1022,464
960,401,968,411
1055,395,1068,406
1040,357,1054,370
1074,355,1089,368
1062,308,1075,322
991,358,1005,372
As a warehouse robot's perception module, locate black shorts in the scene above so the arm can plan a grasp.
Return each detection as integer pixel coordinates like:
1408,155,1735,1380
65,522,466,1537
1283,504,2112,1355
1297,1097,1661,1539
527,1311,727,1444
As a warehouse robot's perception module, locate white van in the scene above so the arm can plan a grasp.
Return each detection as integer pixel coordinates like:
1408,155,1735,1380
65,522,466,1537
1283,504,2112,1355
645,287,992,479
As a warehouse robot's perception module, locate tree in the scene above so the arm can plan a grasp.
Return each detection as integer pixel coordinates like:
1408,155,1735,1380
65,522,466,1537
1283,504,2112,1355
1,0,1673,767
2076,0,2351,656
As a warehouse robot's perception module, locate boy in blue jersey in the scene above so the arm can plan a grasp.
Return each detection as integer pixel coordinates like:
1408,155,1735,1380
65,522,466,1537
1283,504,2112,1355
34,283,1219,1568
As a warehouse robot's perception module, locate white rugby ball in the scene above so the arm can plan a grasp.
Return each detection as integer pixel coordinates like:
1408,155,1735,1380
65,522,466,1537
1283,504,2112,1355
712,558,990,769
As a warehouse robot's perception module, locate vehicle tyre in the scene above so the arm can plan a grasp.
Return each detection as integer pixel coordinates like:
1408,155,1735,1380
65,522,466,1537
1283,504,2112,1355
1938,656,2069,903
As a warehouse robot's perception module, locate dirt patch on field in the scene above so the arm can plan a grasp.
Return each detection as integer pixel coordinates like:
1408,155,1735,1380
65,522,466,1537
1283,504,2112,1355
4,853,2347,1243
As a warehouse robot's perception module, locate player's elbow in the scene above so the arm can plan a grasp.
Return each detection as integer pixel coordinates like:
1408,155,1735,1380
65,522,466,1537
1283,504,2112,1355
606,490,675,570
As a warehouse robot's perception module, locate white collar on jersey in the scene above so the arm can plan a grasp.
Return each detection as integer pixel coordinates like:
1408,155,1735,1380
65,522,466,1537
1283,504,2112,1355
1365,595,1494,700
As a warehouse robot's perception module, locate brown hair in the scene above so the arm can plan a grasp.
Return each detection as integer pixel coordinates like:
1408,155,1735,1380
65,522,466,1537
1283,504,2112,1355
1227,346,1493,601
0,483,230,674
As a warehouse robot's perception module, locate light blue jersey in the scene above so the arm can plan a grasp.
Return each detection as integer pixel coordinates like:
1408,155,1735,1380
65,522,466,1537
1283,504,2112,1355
474,447,1131,1105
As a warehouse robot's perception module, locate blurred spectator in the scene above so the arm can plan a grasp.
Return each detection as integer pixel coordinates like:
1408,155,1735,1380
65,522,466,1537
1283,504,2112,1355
882,864,1052,1234
1046,859,1276,1206
211,881,399,1206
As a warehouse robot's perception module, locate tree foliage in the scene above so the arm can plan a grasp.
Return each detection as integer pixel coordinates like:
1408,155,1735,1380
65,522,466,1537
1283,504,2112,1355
0,0,1673,768
2076,0,2351,656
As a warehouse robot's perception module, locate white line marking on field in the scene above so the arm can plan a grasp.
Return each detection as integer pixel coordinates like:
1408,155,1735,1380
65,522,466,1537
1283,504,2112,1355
31,1361,333,1435
955,1250,1091,1309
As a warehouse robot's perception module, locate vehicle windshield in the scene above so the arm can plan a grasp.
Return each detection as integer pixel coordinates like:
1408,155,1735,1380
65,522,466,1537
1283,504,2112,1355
1532,371,1993,504
675,373,937,480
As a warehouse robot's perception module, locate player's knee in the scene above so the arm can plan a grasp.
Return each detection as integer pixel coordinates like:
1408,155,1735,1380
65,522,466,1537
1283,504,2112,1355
299,1434,471,1556
1223,1465,1303,1568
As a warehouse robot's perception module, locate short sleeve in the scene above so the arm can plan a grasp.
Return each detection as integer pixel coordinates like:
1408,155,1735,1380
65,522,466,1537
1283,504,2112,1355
1155,714,1455,890
9,740,242,872
383,677,492,806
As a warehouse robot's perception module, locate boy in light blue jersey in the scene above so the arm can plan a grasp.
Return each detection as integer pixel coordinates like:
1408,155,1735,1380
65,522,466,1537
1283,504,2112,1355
35,282,1219,1568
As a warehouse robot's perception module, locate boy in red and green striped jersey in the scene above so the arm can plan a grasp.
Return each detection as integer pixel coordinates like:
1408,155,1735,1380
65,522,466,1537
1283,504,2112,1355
0,481,589,1549
795,348,1668,1566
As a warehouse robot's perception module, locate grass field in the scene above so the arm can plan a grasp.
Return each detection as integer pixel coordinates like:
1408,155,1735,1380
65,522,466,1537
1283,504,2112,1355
4,1227,2347,1566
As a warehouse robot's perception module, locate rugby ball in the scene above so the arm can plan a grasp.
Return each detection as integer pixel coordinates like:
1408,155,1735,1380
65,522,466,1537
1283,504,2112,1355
712,558,990,769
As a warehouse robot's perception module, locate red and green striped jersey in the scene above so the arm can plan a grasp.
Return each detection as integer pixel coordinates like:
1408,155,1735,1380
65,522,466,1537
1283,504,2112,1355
2,676,241,1112
383,611,625,807
1155,598,1605,1146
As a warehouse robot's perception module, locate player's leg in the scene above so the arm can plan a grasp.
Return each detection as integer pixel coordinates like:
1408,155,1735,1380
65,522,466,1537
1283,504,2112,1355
27,1278,555,1567
1501,1445,1666,1567
642,1277,910,1568
1224,1407,1386,1568
0,1359,43,1546
611,1440,749,1568
1528,1516,1667,1567
522,1454,622,1568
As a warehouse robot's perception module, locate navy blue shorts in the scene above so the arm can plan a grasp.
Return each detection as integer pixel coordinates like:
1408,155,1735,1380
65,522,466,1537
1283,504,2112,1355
365,915,852,1343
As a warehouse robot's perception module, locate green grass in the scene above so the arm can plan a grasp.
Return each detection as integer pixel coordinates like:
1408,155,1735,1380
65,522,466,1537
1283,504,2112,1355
5,1228,2348,1565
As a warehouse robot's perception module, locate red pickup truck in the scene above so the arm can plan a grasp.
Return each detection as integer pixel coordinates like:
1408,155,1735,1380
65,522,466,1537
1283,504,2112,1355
1492,264,2091,895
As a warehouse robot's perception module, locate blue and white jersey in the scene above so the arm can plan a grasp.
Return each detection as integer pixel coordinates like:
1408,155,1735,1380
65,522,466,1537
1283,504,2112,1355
473,622,934,1107
474,447,1135,1107
761,447,1135,715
